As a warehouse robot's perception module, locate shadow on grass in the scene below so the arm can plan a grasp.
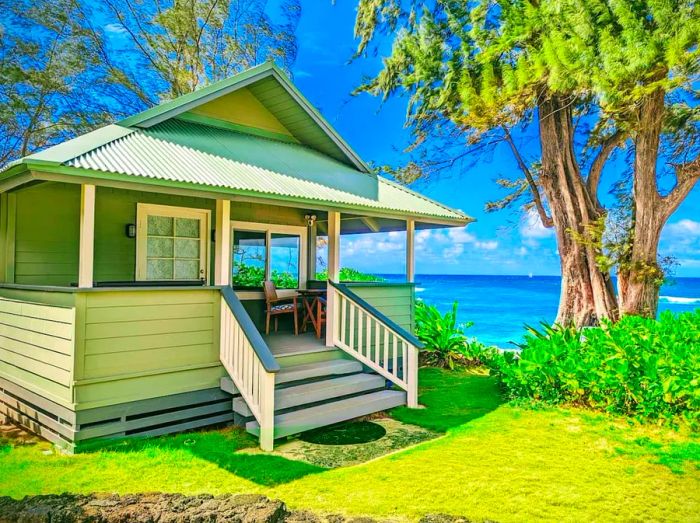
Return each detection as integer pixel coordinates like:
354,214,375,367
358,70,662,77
79,427,326,487
390,367,504,433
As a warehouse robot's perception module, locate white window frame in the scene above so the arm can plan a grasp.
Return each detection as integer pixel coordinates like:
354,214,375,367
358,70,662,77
136,203,211,283
231,220,307,300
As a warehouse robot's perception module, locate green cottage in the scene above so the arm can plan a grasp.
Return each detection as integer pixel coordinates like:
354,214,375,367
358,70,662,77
0,63,472,452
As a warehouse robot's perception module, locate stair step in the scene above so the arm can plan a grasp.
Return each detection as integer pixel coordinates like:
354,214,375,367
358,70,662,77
247,389,406,439
232,374,386,416
220,376,238,395
275,348,347,369
276,359,363,385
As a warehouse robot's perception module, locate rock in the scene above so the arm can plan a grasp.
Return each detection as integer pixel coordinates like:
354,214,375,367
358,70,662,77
0,493,289,523
0,494,486,523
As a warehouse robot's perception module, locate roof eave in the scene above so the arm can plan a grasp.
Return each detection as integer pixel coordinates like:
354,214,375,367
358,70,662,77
16,164,470,225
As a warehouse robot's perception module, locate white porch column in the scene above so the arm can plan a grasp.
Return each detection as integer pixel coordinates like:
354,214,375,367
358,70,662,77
406,218,415,283
78,184,95,288
214,199,231,286
325,210,340,347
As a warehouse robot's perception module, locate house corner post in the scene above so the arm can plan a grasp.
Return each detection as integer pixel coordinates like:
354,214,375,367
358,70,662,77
259,371,276,451
78,184,95,288
214,199,231,286
325,210,340,347
406,219,415,283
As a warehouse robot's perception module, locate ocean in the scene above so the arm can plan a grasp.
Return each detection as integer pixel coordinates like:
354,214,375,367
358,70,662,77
380,274,700,348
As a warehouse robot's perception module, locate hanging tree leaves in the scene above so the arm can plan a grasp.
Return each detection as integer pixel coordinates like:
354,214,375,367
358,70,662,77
353,0,699,323
0,0,301,164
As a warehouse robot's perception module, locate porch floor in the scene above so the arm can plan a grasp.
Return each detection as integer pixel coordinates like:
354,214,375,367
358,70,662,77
263,331,329,357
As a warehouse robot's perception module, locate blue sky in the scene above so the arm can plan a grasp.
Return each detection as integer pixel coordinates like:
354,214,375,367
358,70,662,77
287,2,700,277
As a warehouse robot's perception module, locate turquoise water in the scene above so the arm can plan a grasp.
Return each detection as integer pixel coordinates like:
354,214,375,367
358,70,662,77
380,274,700,348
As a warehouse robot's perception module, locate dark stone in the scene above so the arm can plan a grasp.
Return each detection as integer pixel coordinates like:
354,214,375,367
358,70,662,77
0,494,487,523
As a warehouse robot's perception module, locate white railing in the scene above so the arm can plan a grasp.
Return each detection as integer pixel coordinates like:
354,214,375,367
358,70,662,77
329,282,420,407
219,287,279,451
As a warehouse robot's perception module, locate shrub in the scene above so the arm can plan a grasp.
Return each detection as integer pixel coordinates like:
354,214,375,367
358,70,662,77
488,310,700,427
232,262,298,289
315,267,383,282
415,300,487,369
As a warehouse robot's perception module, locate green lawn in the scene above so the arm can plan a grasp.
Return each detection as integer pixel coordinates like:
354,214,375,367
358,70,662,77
1,368,699,522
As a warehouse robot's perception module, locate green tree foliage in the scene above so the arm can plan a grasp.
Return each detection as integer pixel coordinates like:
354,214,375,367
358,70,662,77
314,267,383,282
96,0,300,102
0,0,124,165
0,0,300,164
353,0,699,322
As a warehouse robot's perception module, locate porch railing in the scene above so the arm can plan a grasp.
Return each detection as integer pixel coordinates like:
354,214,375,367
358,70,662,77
219,286,279,450
328,281,421,407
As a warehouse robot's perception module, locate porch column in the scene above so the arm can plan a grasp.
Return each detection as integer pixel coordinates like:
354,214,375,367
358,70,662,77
214,199,231,286
325,210,340,347
78,184,95,288
406,218,415,283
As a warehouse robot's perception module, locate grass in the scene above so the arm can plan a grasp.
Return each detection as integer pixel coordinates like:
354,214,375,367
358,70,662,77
1,368,699,522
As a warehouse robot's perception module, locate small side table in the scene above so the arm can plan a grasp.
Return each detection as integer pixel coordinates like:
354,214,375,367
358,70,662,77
298,289,327,339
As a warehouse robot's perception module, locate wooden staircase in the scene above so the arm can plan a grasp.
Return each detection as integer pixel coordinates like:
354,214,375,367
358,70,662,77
218,284,421,450
221,337,406,440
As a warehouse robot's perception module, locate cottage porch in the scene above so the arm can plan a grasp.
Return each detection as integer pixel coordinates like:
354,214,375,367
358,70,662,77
0,63,470,451
0,180,424,451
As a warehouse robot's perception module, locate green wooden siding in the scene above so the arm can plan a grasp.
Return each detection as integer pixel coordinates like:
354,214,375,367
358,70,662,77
73,288,224,410
13,183,80,286
347,283,415,333
94,186,217,282
0,295,75,408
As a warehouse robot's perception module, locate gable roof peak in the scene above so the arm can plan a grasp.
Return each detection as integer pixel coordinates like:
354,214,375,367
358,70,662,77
117,62,370,172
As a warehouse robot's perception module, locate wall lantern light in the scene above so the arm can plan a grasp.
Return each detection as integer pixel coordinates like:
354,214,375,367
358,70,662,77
125,224,136,238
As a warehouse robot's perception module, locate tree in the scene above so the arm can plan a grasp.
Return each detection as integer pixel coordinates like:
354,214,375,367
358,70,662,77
354,1,620,326
518,0,699,317
0,0,300,164
353,0,699,324
0,0,122,165
94,0,301,102
586,1,699,317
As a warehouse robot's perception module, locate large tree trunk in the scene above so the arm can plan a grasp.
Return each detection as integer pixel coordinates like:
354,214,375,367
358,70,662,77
621,82,700,317
619,84,666,317
538,96,619,326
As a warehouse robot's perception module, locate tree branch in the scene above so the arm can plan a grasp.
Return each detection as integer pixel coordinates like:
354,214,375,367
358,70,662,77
587,130,624,206
502,126,554,228
663,156,700,219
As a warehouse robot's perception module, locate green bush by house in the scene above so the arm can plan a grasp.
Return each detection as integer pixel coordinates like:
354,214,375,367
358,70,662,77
232,262,298,289
314,267,383,282
488,311,700,428
415,300,488,369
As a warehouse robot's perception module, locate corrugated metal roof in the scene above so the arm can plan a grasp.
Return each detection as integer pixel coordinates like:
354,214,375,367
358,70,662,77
117,62,370,172
66,119,469,222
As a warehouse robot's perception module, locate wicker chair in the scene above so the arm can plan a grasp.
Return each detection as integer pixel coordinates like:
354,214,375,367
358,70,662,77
263,280,299,335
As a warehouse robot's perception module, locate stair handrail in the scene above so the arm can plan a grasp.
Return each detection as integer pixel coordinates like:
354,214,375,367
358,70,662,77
220,286,280,372
328,281,424,349
219,286,278,450
328,281,421,407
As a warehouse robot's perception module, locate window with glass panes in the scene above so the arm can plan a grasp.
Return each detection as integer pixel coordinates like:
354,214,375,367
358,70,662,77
136,204,210,282
230,222,306,290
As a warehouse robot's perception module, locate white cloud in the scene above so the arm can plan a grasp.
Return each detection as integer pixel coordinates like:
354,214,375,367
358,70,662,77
520,209,554,240
442,243,464,261
447,227,476,243
666,219,700,238
104,23,126,34
515,246,528,256
475,240,499,250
